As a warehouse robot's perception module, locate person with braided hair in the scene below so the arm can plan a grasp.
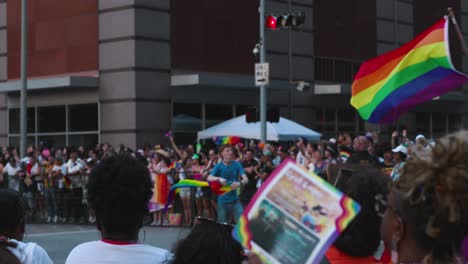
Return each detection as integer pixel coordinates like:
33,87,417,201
65,154,171,264
380,131,468,264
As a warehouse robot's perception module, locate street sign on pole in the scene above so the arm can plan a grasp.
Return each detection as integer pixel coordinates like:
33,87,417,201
255,62,269,87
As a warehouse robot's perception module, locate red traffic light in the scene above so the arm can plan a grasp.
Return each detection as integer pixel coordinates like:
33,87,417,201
266,12,305,30
266,15,278,29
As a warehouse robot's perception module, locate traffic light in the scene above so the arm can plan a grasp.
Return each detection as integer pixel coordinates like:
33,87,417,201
267,107,280,123
266,12,305,30
246,109,259,123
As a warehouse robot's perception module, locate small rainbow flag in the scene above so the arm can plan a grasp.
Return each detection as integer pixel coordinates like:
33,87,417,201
339,150,351,161
232,214,253,250
213,136,241,146
351,17,468,123
164,179,232,211
335,196,361,233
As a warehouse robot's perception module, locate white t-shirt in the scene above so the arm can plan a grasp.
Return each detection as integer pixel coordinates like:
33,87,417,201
296,151,308,167
65,241,171,264
6,239,53,264
4,162,21,176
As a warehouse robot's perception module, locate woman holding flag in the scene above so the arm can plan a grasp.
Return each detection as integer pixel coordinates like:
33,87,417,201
148,149,171,226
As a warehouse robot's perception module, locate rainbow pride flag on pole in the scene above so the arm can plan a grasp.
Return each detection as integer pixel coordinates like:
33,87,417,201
351,17,468,123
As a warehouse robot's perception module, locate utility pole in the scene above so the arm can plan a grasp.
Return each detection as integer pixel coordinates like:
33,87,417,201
288,0,293,119
20,0,28,158
259,0,267,143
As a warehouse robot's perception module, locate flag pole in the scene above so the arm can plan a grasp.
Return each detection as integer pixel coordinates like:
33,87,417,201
447,7,468,56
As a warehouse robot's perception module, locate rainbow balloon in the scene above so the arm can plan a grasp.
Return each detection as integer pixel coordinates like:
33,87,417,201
213,136,241,146
164,179,232,211
335,196,361,233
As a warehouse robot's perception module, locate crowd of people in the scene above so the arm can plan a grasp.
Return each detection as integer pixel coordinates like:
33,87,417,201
0,129,467,264
0,130,423,226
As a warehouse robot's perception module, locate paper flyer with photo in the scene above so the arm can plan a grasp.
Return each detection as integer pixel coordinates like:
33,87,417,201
233,159,361,264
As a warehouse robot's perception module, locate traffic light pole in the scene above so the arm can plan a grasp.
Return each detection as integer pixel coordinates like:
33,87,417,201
20,0,28,158
259,0,267,143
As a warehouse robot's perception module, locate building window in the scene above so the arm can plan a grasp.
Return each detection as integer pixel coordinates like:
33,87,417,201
8,103,99,148
68,134,99,148
205,104,233,128
415,112,431,135
38,106,66,133
448,114,462,133
432,112,446,139
337,109,357,134
9,108,35,134
172,103,202,132
38,135,66,147
313,108,336,139
69,104,99,132
8,136,36,148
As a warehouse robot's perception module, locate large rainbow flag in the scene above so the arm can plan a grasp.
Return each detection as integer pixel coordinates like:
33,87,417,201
351,17,468,123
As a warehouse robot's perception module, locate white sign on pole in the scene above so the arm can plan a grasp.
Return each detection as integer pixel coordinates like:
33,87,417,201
255,63,269,86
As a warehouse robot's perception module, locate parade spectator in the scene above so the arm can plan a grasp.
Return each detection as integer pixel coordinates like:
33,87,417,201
44,156,58,224
64,148,85,223
325,144,339,166
207,145,248,223
415,134,428,148
65,154,171,264
170,216,244,264
296,137,309,167
4,159,21,192
347,136,380,167
380,147,395,177
148,150,171,226
390,145,407,181
312,149,328,178
273,146,287,167
201,148,220,218
381,131,468,264
241,149,259,207
0,189,53,264
324,165,391,264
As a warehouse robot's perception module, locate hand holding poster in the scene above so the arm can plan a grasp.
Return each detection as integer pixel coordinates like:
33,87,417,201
233,159,360,264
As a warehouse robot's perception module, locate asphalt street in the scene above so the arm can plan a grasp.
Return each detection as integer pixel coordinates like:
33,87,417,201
24,224,189,264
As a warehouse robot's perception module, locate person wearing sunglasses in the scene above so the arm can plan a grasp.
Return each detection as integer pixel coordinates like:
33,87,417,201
0,189,53,264
207,145,248,224
380,131,468,264
170,216,244,264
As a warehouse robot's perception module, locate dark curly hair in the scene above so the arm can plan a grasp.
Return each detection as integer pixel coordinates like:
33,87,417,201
87,153,152,235
330,164,391,257
395,131,468,264
170,222,244,264
0,189,26,235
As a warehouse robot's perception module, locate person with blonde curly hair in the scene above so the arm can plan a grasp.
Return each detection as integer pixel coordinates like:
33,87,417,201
380,131,468,264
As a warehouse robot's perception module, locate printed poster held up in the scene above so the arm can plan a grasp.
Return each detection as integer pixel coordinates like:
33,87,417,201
233,159,361,264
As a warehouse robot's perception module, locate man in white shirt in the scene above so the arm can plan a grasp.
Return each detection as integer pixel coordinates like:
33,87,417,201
66,154,171,264
4,159,21,192
0,189,53,264
64,149,85,223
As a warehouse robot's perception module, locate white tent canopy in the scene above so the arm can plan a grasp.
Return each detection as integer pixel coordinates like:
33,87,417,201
197,115,321,142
